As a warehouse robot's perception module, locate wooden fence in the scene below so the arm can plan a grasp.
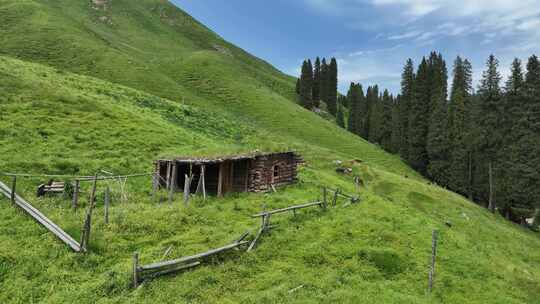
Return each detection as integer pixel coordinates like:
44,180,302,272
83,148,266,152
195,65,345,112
133,233,250,287
0,179,83,252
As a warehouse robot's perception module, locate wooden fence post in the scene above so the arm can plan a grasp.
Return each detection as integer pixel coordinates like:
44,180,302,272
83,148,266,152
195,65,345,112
80,175,98,252
183,174,191,207
151,173,158,202
72,179,79,209
168,163,177,204
10,176,16,204
133,252,140,288
201,165,206,201
332,188,340,206
104,186,110,225
428,230,438,293
322,187,327,209
89,175,98,207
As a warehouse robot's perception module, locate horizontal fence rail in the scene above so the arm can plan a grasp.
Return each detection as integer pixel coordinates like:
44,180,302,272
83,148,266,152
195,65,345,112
251,201,325,218
0,180,83,252
133,234,250,287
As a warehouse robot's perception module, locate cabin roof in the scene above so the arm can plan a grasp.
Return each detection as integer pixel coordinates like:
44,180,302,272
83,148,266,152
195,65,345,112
155,151,298,165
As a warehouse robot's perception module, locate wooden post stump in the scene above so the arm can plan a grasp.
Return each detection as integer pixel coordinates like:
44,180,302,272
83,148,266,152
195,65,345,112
428,230,438,293
133,252,140,288
72,180,79,209
168,163,177,204
104,186,110,224
10,176,16,204
183,174,191,207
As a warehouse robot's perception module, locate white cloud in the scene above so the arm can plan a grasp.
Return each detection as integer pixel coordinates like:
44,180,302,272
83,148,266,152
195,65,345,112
301,0,540,93
388,30,422,40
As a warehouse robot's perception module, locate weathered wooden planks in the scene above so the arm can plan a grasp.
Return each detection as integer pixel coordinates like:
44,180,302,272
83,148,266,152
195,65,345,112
0,180,82,252
133,236,249,286
251,201,324,218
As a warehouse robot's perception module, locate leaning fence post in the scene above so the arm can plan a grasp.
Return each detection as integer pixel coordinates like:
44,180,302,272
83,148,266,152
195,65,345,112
428,230,438,293
10,176,17,204
332,188,340,206
89,175,98,207
183,174,191,207
133,252,140,288
72,179,79,209
104,186,110,225
168,163,177,204
151,174,158,202
322,187,327,209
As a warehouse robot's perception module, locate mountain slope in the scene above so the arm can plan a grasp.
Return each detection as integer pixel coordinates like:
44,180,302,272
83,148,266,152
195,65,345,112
0,0,412,176
0,1,540,304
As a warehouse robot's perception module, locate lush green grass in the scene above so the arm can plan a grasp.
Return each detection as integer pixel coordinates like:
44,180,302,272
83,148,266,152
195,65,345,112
1,56,540,304
1,1,540,303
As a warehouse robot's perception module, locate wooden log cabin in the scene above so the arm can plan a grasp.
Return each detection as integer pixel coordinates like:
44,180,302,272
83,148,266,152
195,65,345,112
154,152,303,196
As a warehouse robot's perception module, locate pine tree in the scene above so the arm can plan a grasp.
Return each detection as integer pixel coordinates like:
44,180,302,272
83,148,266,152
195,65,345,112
347,82,358,133
399,59,415,160
498,59,524,217
313,57,321,107
427,95,450,186
507,55,540,221
450,57,475,199
448,90,469,194
368,89,383,144
380,90,393,151
426,52,449,185
449,57,473,131
476,54,503,212
365,85,379,140
327,58,338,115
320,58,329,110
295,78,301,95
299,60,314,109
525,55,540,131
408,57,430,174
336,101,345,128
390,95,402,153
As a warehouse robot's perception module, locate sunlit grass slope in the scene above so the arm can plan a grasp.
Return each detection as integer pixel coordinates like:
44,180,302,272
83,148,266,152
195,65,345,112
0,0,412,175
1,56,540,304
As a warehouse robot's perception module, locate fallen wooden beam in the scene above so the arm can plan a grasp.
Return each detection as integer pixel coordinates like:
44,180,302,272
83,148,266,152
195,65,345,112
140,240,249,271
251,201,323,218
0,181,82,252
134,235,249,286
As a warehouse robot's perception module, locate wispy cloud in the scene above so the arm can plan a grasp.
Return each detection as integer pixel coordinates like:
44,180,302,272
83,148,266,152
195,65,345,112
301,0,540,93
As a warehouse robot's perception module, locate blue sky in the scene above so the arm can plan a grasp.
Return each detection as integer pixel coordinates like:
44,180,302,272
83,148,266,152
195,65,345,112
171,0,540,94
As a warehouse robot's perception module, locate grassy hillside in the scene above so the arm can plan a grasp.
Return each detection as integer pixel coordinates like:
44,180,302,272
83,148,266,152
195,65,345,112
1,1,540,303
0,0,413,176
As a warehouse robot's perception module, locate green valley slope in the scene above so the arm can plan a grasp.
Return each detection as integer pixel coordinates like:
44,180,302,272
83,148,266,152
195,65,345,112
0,1,540,303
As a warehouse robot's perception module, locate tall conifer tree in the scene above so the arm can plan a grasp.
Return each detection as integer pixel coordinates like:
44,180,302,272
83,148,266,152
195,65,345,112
390,95,402,153
477,55,503,212
408,57,430,174
299,60,314,109
327,58,339,115
313,57,321,107
320,58,329,110
399,59,415,160
380,90,393,151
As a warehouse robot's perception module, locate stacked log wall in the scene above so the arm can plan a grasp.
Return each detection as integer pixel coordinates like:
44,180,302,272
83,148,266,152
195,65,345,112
248,153,300,192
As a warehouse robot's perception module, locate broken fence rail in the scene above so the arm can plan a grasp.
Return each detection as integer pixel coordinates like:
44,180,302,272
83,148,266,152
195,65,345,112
0,180,83,252
133,233,250,287
251,201,326,218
